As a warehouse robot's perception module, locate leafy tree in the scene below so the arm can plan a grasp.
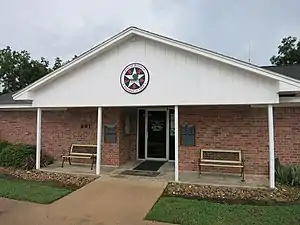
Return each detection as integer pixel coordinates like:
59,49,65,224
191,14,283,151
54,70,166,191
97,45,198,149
0,46,70,94
52,55,78,71
270,36,300,66
0,46,52,93
52,57,63,70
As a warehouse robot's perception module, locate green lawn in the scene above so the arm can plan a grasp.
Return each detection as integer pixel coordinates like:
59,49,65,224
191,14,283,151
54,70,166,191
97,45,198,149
0,177,72,204
146,197,300,225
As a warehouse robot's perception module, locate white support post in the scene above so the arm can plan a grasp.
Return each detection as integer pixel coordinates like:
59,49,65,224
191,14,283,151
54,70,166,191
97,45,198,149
268,105,275,188
174,105,179,181
96,107,102,175
36,108,42,170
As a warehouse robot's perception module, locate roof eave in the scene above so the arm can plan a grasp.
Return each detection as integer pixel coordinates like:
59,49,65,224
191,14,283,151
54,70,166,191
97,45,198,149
133,28,300,87
12,26,300,100
13,26,136,99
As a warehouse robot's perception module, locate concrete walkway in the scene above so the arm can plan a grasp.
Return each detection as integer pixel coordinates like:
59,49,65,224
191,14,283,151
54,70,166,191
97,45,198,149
0,176,171,225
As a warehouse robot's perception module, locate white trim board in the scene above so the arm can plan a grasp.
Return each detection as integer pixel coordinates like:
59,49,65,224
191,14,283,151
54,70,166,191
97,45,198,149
13,26,300,100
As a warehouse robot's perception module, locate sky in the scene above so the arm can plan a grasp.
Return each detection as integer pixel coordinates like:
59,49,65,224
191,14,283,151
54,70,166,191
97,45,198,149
0,0,299,66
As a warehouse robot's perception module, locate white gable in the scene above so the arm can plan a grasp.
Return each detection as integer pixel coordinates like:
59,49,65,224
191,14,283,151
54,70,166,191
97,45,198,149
26,36,280,107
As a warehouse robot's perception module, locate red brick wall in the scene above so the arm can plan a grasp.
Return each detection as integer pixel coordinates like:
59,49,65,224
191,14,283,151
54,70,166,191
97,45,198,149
275,107,300,165
0,110,36,145
101,107,121,166
0,107,124,166
2,106,300,174
177,106,300,175
119,110,137,164
179,106,269,175
41,108,98,162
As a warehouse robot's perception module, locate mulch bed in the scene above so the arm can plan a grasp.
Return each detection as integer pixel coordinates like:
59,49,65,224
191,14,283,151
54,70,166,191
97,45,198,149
0,167,97,189
164,182,300,205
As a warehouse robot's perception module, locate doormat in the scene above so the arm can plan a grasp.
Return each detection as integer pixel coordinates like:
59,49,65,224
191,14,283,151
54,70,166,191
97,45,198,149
133,160,166,171
119,170,160,177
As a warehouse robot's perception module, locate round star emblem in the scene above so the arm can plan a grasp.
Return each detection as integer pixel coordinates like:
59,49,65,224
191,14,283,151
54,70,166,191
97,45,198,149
120,63,149,94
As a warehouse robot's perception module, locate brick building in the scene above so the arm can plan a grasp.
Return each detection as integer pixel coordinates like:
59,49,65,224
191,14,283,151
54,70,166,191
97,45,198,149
1,27,300,188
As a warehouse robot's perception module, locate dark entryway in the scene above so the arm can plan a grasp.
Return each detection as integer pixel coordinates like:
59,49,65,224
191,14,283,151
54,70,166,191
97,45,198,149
138,109,146,159
147,110,167,159
137,108,175,161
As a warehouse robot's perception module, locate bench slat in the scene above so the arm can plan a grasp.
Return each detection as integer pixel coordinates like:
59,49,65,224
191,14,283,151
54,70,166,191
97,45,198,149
69,153,96,156
199,163,243,168
199,149,245,182
201,149,242,153
200,149,242,162
201,159,242,164
61,144,97,170
62,156,93,159
70,144,97,155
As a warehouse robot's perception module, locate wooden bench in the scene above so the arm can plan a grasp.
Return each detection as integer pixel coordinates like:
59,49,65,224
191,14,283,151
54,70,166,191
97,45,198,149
61,144,97,170
198,149,245,181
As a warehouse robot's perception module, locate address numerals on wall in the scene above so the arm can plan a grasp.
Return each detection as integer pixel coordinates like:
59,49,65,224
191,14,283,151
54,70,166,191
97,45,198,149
81,124,91,129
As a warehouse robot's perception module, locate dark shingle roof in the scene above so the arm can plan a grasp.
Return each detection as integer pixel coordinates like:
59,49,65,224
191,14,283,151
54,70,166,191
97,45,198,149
0,93,32,105
261,64,300,81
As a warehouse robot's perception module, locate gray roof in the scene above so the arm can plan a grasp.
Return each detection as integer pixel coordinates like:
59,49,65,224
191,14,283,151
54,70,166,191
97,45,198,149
0,93,32,105
261,64,300,81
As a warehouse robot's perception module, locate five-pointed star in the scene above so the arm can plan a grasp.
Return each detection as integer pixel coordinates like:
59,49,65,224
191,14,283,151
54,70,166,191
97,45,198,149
125,68,144,87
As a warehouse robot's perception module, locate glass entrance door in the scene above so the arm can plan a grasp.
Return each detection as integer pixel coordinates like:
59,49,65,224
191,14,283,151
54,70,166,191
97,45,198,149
146,110,167,159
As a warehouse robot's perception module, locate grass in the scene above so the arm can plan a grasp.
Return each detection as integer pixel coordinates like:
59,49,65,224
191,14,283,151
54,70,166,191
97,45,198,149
146,197,300,225
0,177,72,204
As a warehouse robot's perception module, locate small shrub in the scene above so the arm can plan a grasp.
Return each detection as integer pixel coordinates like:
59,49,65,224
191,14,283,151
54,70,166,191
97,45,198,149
0,144,34,169
0,143,54,170
21,153,54,169
290,166,300,186
275,158,300,187
41,154,54,166
0,141,9,152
